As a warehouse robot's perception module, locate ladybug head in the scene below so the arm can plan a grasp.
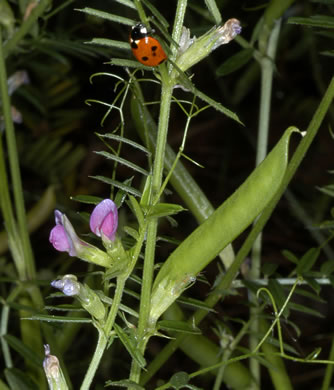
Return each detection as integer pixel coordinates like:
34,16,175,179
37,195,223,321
131,23,149,40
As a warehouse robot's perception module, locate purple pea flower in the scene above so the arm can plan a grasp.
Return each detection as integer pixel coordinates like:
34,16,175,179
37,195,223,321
90,199,118,241
49,209,113,267
49,210,83,256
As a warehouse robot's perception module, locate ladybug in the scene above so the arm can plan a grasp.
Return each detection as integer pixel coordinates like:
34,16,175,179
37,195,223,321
130,23,167,67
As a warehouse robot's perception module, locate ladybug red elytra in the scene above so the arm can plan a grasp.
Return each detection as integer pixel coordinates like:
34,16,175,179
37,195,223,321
130,23,167,67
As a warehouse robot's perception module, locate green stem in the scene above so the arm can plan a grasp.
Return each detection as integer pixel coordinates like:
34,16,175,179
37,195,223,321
169,0,188,63
0,27,35,280
80,276,126,390
249,18,281,389
130,78,174,384
80,223,147,389
0,286,23,368
130,1,188,383
321,336,334,390
133,0,148,26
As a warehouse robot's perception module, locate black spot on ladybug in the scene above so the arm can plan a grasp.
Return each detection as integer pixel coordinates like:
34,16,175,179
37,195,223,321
151,46,158,52
131,41,138,49
141,56,149,62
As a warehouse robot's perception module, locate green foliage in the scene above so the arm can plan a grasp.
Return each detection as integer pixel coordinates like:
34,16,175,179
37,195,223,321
1,1,334,390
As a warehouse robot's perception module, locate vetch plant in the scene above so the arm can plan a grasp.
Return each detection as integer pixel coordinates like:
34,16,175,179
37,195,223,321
1,1,334,390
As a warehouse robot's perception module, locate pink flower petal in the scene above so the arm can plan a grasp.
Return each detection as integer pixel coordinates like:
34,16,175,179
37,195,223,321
49,225,71,252
90,199,118,240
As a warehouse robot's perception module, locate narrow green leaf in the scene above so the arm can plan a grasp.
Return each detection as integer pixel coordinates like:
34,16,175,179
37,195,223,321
114,0,136,9
123,226,139,241
296,247,320,275
128,195,145,227
105,379,145,389
147,203,186,218
288,302,325,318
317,184,334,197
204,0,222,24
194,87,243,124
141,0,169,28
304,277,321,295
70,194,103,204
140,175,152,208
95,291,139,317
281,249,298,264
87,38,130,50
94,151,149,176
76,7,134,26
305,347,322,360
4,368,37,390
90,175,141,197
287,15,334,28
216,48,254,77
320,259,334,275
261,262,278,277
26,314,92,323
114,323,146,368
3,335,43,367
177,296,216,312
157,320,201,334
295,287,325,303
98,134,150,155
110,58,152,69
114,177,134,207
45,305,84,312
321,50,334,57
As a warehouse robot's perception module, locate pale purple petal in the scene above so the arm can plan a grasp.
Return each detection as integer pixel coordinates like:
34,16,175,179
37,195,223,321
54,209,63,226
49,210,78,256
51,276,80,296
90,199,118,240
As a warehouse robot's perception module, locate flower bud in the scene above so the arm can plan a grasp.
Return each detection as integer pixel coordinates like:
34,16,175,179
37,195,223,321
51,275,106,321
43,344,68,390
175,19,242,72
90,199,118,242
51,274,80,296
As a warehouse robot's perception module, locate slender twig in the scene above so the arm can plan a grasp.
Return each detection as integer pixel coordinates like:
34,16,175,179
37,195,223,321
249,19,281,388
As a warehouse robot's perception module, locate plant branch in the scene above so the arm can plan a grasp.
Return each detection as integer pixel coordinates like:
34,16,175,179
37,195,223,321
249,18,281,388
